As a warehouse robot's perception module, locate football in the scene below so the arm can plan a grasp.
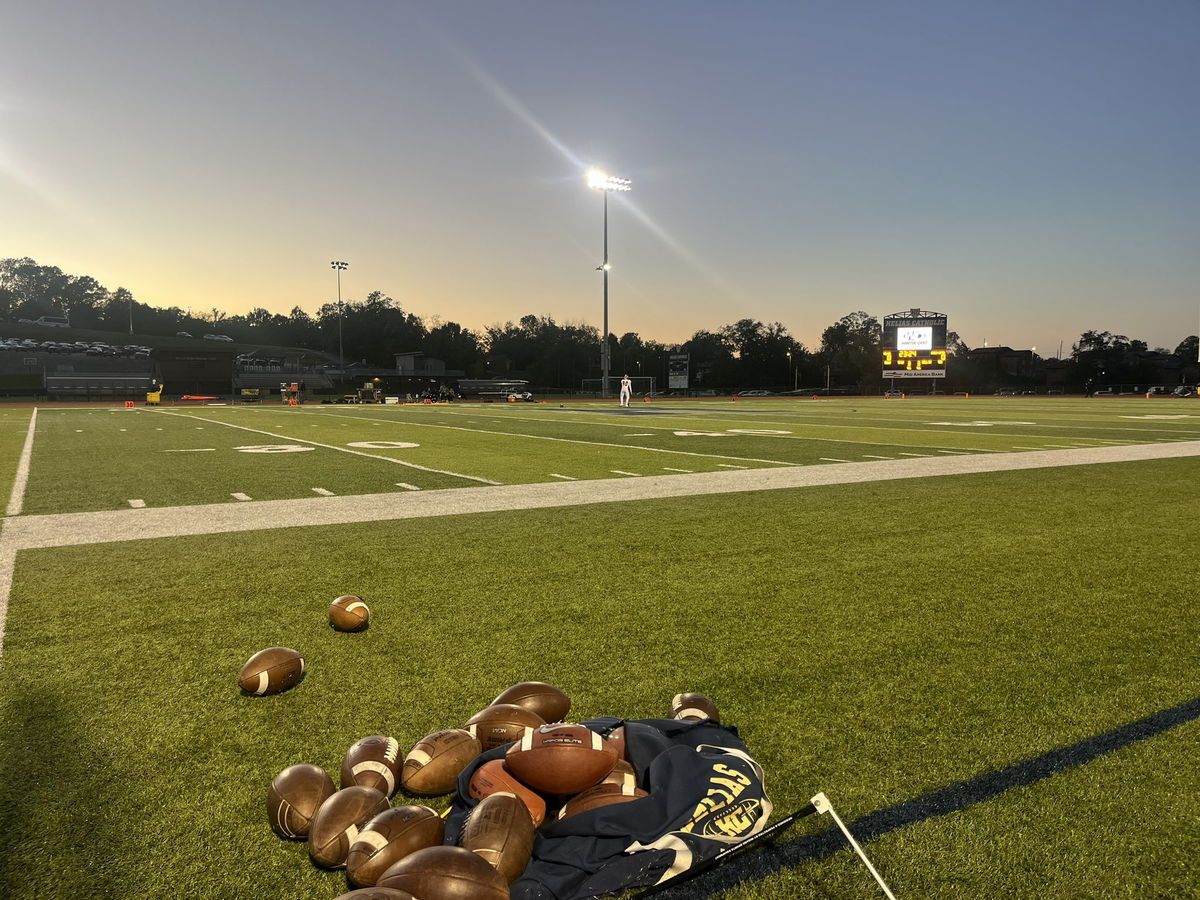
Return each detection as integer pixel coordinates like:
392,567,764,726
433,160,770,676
599,758,638,791
333,889,415,900
377,845,509,900
238,646,304,696
267,763,336,840
330,595,371,632
490,681,572,723
400,729,481,797
460,791,535,883
504,723,617,795
332,889,416,900
467,760,547,827
557,781,649,821
346,805,444,887
671,692,720,722
603,725,626,760
464,703,545,752
308,786,390,869
341,735,402,798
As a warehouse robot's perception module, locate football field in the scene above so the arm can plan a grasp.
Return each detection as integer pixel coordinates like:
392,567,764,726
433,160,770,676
1,396,1198,899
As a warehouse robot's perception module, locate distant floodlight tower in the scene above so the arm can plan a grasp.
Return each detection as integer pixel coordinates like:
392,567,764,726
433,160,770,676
331,260,348,368
586,167,631,397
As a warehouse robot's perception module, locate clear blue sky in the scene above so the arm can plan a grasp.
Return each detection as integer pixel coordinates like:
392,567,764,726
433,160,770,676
2,0,1197,356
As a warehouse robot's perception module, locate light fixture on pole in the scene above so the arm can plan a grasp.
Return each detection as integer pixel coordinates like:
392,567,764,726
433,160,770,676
331,260,348,369
787,349,793,391
587,167,631,398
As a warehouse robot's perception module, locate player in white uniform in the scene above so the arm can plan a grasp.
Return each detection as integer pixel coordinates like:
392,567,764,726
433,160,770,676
619,374,632,407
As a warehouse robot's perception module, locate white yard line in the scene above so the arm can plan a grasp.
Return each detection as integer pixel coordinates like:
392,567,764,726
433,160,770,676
5,408,37,517
311,409,798,468
152,409,501,485
3,440,1200,655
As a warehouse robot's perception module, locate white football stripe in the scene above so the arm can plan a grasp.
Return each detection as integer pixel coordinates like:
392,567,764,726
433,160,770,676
405,748,432,767
590,730,603,750
384,737,398,763
255,671,269,695
671,693,685,709
345,601,368,615
352,761,395,795
354,829,389,853
519,729,534,751
676,707,707,720
276,801,296,838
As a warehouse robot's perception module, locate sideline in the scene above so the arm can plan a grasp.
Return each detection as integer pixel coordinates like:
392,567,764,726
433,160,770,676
654,694,1200,898
2,440,1199,654
4,407,37,517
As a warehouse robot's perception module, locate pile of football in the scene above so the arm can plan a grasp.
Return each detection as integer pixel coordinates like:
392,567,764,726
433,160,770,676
264,678,721,898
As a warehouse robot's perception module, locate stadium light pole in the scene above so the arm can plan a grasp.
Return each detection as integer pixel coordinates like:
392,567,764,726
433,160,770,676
587,168,631,397
331,260,348,369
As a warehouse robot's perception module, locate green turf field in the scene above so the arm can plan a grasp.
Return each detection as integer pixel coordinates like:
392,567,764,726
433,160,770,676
1,396,1198,899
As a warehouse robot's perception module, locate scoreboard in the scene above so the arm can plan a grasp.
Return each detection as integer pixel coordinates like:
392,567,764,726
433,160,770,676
882,310,948,379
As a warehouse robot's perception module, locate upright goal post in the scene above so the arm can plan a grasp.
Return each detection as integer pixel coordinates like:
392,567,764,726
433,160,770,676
580,376,656,396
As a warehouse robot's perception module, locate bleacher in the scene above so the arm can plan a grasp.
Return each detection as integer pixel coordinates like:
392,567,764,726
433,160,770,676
46,375,157,399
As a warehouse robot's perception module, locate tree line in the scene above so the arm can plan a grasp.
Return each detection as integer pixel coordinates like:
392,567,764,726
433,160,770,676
2,257,1196,391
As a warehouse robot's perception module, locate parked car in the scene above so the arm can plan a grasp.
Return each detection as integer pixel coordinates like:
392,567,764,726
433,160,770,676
175,331,192,338
34,315,70,328
736,390,772,397
884,389,905,398
507,391,534,402
202,333,234,342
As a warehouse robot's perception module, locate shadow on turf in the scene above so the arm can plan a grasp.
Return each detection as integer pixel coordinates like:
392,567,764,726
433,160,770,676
0,687,123,897
647,694,1200,899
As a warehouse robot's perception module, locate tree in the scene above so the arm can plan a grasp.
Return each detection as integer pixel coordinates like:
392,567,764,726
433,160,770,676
818,311,881,388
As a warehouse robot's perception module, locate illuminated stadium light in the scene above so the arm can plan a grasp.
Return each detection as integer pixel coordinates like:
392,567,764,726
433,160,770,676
586,167,631,397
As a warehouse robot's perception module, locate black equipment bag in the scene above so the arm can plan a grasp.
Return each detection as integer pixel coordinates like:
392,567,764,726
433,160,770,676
443,716,773,899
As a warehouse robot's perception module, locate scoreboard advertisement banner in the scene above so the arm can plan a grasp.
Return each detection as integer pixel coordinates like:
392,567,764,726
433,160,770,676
882,311,948,378
668,353,689,389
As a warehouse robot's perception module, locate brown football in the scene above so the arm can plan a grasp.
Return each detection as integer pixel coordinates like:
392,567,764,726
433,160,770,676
341,735,402,798
460,791,535,883
671,692,720,722
332,889,416,900
464,703,545,752
603,726,626,761
330,595,371,632
238,647,304,696
401,729,481,797
467,760,546,827
346,805,444,887
308,786,390,869
557,781,648,821
490,681,572,723
599,758,638,791
504,723,617,795
378,845,508,900
267,763,336,840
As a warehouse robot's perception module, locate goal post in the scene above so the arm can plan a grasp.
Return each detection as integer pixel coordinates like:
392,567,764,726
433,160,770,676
580,376,656,396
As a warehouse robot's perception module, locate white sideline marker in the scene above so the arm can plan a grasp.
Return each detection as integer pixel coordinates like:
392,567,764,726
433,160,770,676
127,499,146,509
394,483,421,491
312,488,335,496
231,493,252,501
811,792,898,899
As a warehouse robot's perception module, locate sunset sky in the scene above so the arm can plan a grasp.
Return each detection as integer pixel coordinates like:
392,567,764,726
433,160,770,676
2,1,1197,356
